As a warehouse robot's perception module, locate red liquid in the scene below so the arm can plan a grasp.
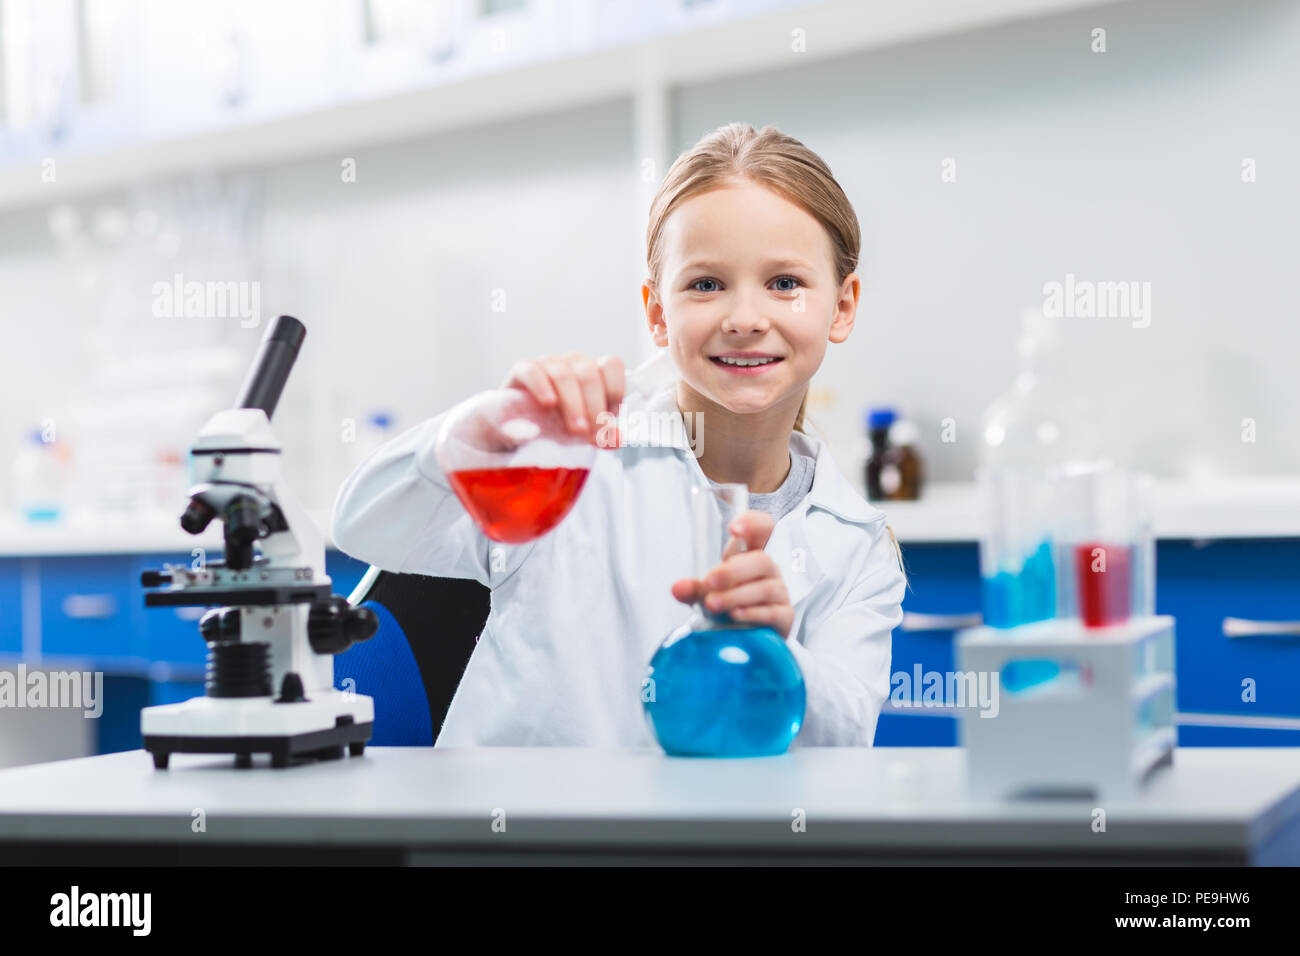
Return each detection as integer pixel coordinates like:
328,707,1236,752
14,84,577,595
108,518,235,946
1074,542,1132,628
447,466,590,543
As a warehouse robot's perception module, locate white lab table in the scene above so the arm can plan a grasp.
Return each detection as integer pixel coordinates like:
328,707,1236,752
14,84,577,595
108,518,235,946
0,746,1297,865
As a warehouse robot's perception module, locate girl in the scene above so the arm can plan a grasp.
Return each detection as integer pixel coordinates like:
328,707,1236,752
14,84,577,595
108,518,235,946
331,122,906,748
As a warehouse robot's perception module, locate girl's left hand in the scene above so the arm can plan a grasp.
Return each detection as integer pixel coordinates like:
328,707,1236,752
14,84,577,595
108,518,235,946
670,510,794,639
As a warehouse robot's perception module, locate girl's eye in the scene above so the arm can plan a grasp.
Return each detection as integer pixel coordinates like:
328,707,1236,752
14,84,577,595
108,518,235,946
690,277,801,293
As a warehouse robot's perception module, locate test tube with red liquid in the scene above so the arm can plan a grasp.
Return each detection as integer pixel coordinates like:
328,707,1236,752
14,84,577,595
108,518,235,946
1056,463,1154,630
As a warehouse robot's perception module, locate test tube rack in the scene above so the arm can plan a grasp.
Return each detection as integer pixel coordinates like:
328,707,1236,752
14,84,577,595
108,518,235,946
956,615,1176,801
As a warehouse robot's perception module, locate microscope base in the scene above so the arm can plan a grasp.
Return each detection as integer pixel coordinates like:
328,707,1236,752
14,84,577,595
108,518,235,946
142,692,375,770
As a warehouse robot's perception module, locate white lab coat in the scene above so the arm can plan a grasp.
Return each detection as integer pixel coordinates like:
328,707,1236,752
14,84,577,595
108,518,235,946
330,355,905,748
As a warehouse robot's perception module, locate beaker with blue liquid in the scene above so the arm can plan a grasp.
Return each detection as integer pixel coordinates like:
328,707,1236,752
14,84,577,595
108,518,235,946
643,482,806,756
978,466,1058,628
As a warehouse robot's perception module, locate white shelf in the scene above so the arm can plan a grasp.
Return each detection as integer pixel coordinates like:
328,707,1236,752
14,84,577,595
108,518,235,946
876,477,1300,543
0,0,1124,210
4,474,1297,555
0,508,337,557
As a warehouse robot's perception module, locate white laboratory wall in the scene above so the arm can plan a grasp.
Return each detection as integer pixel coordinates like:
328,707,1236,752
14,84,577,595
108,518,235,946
0,98,642,516
257,97,642,508
674,0,1300,482
0,0,1297,520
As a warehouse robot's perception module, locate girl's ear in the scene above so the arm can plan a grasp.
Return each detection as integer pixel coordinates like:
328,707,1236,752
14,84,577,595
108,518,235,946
828,272,860,344
642,279,669,346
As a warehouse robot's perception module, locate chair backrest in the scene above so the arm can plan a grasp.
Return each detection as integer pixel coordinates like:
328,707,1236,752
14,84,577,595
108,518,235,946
334,569,490,746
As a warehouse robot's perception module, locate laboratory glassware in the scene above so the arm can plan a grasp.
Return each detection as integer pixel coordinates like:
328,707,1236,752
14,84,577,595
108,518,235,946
1055,461,1154,629
977,307,1101,628
643,482,806,756
977,465,1058,627
12,427,71,523
435,387,599,543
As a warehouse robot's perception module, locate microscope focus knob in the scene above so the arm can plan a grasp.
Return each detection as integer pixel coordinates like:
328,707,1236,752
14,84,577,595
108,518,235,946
307,597,379,655
199,607,241,643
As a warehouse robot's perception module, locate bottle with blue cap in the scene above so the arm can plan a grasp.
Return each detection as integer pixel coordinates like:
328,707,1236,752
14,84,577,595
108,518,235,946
346,410,398,472
12,426,70,522
864,406,896,500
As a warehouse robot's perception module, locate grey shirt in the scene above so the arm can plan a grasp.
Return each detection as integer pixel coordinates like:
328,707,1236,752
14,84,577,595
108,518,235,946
706,450,816,525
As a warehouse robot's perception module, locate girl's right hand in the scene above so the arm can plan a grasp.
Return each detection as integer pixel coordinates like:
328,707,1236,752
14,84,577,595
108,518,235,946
501,353,625,448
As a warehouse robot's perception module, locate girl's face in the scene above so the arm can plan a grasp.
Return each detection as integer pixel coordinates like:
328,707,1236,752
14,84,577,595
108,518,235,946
644,179,858,421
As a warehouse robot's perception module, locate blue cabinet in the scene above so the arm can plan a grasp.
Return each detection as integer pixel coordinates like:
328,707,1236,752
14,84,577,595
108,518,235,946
0,559,22,654
889,544,980,706
38,556,146,665
1157,539,1300,719
876,545,976,746
95,674,150,754
1177,724,1300,746
875,711,958,746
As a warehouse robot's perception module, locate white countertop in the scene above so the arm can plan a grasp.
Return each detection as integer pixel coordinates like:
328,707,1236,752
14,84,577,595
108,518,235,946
874,477,1300,543
0,747,1296,863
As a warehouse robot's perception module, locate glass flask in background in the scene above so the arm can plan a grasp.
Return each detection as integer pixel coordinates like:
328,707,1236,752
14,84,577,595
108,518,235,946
978,311,1057,626
435,388,598,544
643,482,806,757
977,307,1098,628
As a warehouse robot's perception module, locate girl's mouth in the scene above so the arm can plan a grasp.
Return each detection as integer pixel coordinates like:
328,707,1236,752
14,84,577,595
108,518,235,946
710,355,784,376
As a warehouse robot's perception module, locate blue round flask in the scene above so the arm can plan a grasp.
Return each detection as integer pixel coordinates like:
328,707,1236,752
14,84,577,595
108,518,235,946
643,481,806,756
644,615,806,756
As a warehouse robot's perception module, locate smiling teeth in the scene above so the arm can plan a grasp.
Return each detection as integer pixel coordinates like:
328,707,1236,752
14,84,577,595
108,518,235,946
717,356,778,366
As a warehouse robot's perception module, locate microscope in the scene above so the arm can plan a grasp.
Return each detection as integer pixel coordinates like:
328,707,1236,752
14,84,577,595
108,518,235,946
140,315,378,769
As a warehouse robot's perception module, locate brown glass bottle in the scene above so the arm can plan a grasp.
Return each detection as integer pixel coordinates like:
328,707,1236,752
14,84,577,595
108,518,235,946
864,408,894,501
880,419,923,501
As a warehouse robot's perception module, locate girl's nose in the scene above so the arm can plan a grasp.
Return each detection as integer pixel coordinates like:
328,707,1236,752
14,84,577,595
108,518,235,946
720,296,770,334
722,315,770,335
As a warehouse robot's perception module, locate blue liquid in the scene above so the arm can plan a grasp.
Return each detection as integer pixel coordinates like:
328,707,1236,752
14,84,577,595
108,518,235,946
981,539,1056,628
643,623,806,757
1002,659,1069,694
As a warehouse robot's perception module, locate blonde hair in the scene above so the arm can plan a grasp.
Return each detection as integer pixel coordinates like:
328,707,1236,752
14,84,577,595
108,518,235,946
886,524,910,592
645,122,862,436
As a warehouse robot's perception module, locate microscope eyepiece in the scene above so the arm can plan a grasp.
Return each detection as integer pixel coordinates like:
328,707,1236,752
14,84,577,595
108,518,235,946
234,314,306,422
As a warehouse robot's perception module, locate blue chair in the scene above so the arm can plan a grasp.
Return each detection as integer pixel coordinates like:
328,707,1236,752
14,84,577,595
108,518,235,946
333,568,489,745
